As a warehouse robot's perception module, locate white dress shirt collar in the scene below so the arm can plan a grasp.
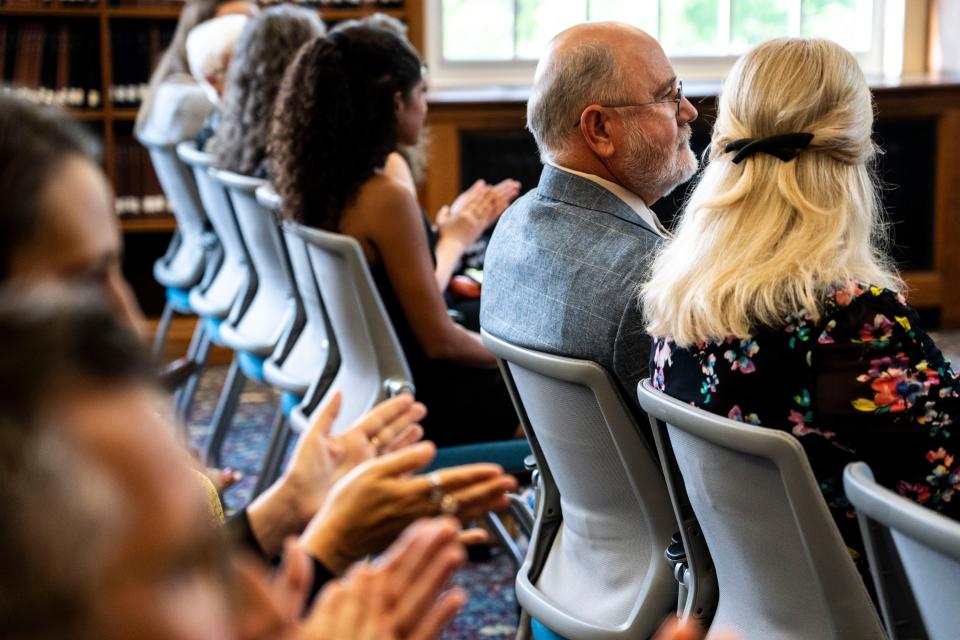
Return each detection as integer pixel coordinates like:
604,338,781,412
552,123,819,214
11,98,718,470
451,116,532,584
550,163,669,237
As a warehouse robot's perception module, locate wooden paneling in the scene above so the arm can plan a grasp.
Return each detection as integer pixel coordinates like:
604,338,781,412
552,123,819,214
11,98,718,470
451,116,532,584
933,109,960,324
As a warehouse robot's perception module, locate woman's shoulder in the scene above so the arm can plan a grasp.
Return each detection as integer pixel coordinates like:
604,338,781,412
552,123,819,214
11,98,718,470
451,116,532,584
816,280,931,351
354,173,418,210
820,280,913,327
823,280,908,311
343,173,421,239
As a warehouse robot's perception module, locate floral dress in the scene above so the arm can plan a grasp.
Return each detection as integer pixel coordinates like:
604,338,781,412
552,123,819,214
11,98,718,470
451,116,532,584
650,281,960,566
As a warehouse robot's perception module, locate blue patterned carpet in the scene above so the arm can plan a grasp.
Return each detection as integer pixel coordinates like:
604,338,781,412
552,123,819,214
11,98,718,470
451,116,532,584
185,366,520,640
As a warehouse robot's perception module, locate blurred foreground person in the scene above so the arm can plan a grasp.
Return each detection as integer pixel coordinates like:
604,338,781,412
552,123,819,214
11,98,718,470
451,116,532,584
0,289,496,639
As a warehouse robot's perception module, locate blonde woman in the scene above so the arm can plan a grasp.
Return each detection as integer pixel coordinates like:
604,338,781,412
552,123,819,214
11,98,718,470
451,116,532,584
642,38,960,559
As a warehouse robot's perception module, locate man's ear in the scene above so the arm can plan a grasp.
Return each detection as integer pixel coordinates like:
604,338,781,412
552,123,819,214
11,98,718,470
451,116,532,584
578,105,617,159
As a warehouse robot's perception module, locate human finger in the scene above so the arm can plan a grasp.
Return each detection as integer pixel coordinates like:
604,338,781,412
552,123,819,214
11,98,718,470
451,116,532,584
492,178,521,198
418,463,505,494
652,616,706,640
405,588,468,640
377,517,461,591
381,423,424,454
457,528,489,546
435,205,451,226
344,567,393,640
449,475,517,520
391,537,466,631
367,441,436,478
275,538,313,621
354,395,416,438
369,403,427,453
303,391,342,440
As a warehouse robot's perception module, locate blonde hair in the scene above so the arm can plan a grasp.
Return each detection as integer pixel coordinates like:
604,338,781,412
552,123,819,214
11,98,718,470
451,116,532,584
641,37,901,347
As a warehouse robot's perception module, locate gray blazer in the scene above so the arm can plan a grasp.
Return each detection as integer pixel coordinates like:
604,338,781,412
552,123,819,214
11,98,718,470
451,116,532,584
480,165,660,408
480,164,661,409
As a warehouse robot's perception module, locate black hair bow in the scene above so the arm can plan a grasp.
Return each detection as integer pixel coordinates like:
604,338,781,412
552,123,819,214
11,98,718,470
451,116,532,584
724,132,814,164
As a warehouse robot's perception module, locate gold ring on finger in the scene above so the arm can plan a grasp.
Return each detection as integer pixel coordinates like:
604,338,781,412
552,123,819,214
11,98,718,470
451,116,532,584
427,472,444,505
440,493,460,515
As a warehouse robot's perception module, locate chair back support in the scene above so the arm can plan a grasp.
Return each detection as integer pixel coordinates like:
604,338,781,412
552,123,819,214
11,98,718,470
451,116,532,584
287,221,410,435
176,142,248,318
210,169,293,355
138,133,207,288
256,186,331,396
845,461,960,640
638,380,886,640
482,330,677,640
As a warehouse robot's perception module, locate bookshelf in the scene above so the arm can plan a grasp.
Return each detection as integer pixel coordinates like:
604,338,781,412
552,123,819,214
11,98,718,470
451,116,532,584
0,0,424,235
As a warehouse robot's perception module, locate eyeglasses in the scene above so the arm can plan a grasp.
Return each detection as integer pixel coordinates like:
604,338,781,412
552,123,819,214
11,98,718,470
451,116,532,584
572,80,684,128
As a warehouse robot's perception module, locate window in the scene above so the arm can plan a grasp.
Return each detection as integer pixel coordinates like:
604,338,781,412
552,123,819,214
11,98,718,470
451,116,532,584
427,0,904,87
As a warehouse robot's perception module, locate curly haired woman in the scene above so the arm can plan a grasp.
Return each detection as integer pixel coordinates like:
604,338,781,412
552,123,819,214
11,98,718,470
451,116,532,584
212,4,324,177
270,25,518,446
642,38,960,562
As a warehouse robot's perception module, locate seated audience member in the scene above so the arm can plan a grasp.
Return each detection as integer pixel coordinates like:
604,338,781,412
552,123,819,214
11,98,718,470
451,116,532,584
0,94,516,577
0,292,476,639
185,13,250,150
212,4,325,177
480,22,698,418
136,0,258,143
642,37,960,560
270,26,520,447
328,15,521,327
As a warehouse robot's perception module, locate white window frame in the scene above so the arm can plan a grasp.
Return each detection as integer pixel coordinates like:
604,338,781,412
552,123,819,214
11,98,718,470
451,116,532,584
424,0,918,89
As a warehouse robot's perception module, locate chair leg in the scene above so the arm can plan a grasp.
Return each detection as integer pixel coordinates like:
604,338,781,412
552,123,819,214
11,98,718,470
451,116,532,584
509,494,535,539
485,511,524,570
152,301,175,360
515,610,532,640
175,324,213,425
205,357,246,468
250,406,291,500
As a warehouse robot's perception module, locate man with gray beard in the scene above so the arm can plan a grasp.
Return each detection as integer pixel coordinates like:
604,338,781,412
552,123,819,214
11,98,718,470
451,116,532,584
481,22,698,416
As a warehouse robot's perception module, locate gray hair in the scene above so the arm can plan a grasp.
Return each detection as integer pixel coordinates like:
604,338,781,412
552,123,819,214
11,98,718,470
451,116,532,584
213,4,325,176
331,11,408,38
527,43,626,163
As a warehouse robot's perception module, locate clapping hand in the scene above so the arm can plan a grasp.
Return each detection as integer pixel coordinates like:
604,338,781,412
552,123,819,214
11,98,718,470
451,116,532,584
299,441,517,575
301,517,468,640
247,392,427,557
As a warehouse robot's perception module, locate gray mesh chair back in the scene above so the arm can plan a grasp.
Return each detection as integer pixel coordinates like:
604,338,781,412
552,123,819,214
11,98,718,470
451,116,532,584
845,461,958,640
481,330,677,639
256,186,332,397
637,380,886,640
286,221,411,435
177,143,248,319
138,131,207,289
210,169,294,356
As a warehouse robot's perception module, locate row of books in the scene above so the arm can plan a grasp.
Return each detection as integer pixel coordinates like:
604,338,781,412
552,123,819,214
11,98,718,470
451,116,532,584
107,0,180,6
111,22,172,106
1,20,102,108
0,0,99,7
116,194,171,216
115,135,168,215
276,0,404,5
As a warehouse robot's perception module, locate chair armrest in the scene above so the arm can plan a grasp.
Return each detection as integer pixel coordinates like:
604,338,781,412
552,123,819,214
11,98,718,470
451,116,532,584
383,376,416,398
